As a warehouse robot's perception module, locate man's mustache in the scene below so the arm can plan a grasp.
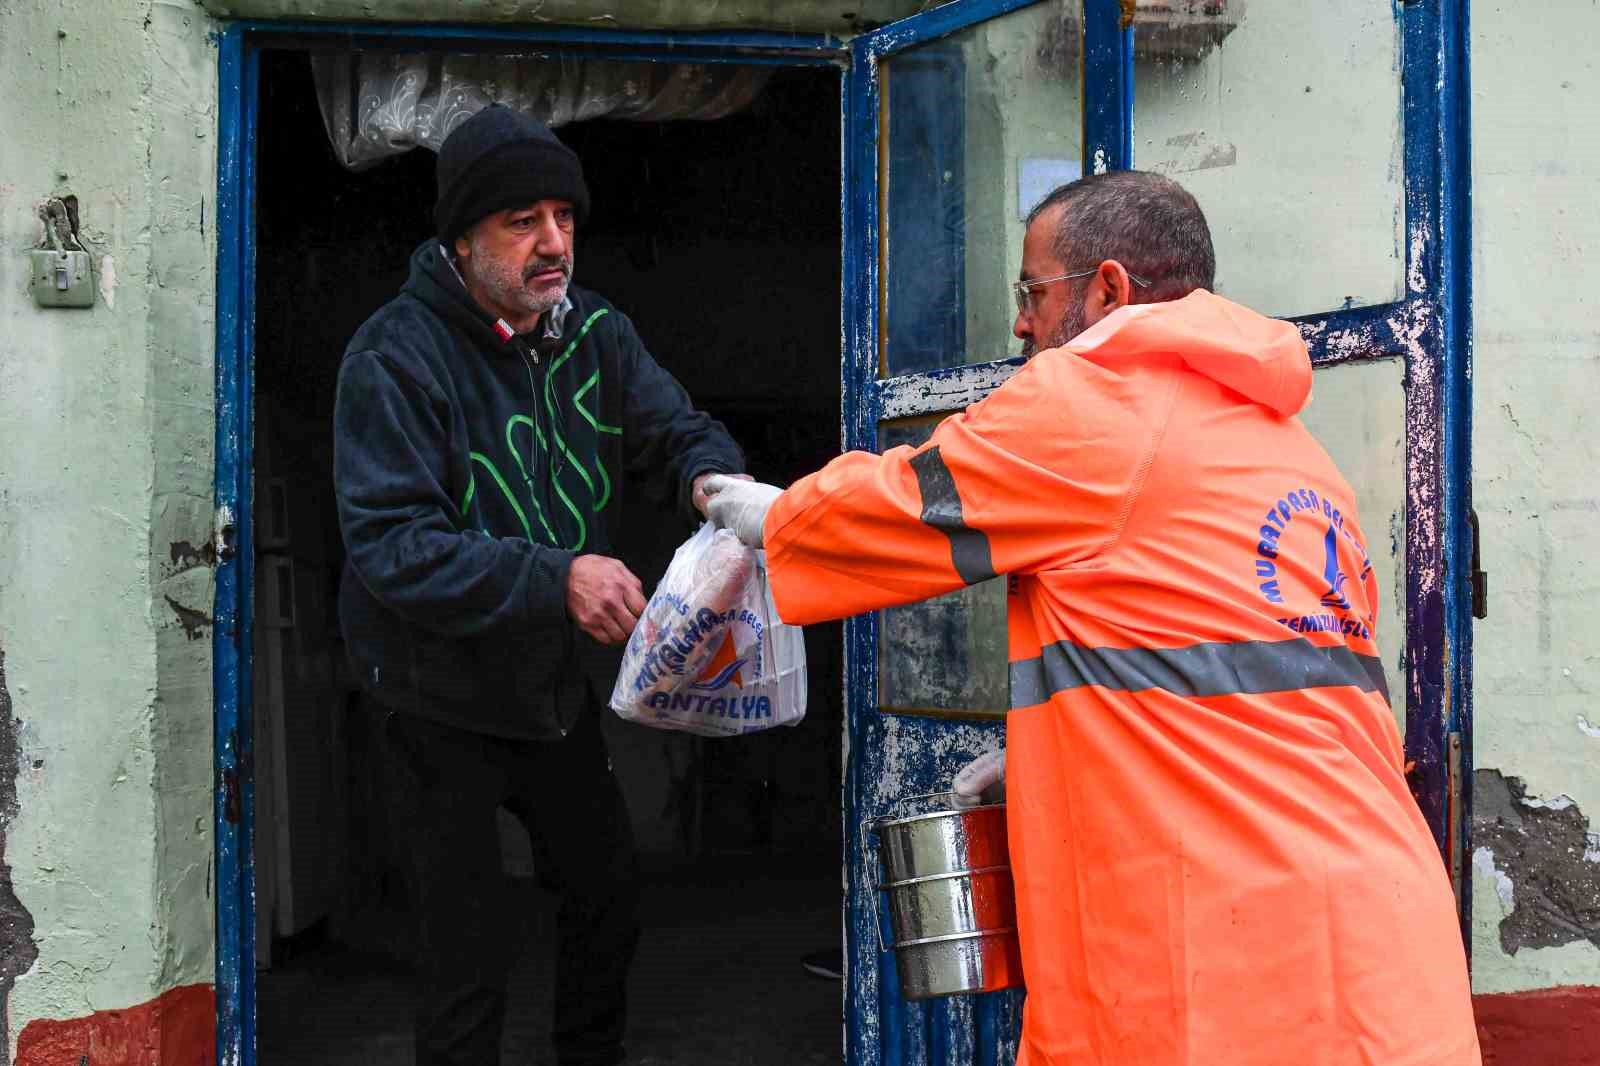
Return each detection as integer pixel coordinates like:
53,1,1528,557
523,257,573,282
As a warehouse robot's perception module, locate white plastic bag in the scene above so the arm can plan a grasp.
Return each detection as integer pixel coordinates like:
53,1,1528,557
609,523,807,738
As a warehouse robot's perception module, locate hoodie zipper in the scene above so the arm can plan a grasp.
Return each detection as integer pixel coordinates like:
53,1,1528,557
519,343,571,548
519,345,545,525
513,341,576,679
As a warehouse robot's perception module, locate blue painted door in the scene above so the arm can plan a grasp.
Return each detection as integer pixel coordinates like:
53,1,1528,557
841,3,1090,1062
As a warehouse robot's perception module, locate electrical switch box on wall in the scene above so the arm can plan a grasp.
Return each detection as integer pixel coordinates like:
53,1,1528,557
29,249,96,308
31,196,97,308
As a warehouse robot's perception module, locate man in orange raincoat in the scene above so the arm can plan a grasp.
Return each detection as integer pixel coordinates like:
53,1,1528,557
704,172,1480,1065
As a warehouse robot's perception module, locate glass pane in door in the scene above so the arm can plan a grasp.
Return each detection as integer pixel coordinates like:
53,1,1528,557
879,0,1084,377
876,416,1008,717
1133,1,1404,317
1299,356,1407,732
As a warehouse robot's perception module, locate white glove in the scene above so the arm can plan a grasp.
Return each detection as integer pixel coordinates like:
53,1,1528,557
952,750,1005,807
703,475,783,548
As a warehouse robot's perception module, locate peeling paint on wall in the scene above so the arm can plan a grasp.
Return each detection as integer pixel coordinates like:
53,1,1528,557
163,597,214,642
1474,769,1600,955
1474,846,1517,911
160,537,218,643
0,648,40,1066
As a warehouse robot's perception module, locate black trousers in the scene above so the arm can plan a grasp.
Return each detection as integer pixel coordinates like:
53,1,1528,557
381,707,640,1066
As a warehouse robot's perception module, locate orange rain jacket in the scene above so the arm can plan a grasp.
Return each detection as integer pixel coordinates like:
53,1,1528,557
764,292,1480,1066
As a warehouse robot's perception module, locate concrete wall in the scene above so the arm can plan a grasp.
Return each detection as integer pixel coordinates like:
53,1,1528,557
0,0,218,1060
1467,0,1600,996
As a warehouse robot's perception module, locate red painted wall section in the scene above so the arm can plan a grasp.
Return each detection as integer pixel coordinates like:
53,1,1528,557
1474,986,1600,1066
15,983,213,1066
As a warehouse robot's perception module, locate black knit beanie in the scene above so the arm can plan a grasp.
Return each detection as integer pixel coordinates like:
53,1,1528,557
434,105,591,246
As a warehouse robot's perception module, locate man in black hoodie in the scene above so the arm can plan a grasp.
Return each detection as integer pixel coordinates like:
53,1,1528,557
333,105,745,1066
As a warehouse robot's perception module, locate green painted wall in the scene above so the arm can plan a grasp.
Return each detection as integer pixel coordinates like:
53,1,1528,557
0,0,218,1053
1468,0,1600,994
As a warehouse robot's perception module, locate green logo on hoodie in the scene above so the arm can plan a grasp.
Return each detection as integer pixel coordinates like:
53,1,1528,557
459,309,621,551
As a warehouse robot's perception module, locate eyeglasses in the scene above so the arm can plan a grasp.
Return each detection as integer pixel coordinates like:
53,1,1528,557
1012,268,1152,315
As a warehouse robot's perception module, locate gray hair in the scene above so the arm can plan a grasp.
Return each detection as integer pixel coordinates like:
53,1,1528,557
1025,170,1215,303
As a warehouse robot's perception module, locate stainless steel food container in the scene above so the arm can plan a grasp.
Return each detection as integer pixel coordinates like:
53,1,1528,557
878,804,1009,882
883,866,1017,943
871,801,1023,1000
891,928,1024,1000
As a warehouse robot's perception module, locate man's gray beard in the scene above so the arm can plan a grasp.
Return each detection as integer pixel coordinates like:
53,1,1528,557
464,244,573,318
506,269,571,318
519,275,570,317
1022,305,1086,359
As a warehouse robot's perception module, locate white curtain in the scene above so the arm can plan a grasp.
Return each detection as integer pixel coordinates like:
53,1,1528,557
311,52,773,169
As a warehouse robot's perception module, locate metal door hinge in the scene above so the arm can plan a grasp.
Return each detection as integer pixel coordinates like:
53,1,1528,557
1468,509,1487,619
1447,731,1464,907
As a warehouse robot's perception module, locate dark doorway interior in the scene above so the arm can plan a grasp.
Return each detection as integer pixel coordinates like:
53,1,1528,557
250,49,844,1065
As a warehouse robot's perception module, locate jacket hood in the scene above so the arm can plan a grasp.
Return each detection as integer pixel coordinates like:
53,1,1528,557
401,239,519,354
1059,290,1312,416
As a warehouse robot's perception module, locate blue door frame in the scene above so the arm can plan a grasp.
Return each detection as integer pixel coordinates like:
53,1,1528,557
213,4,1471,1064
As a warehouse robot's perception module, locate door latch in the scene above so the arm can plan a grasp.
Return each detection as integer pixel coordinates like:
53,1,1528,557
215,504,238,563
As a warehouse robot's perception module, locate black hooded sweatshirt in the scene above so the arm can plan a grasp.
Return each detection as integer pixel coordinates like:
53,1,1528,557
334,241,743,739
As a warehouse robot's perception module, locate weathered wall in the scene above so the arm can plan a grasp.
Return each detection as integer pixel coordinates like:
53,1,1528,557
0,0,218,1059
1468,0,1600,997
193,0,922,32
